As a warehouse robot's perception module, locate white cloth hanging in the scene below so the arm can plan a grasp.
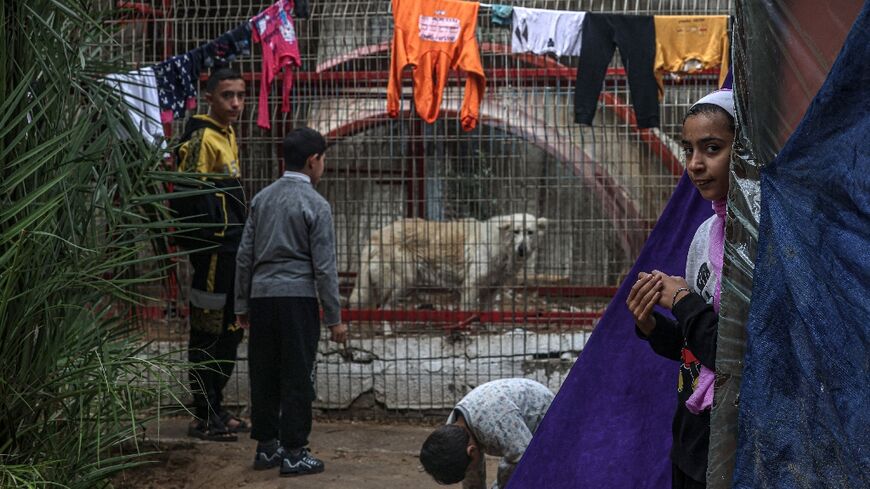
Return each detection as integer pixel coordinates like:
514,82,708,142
104,67,165,146
511,7,586,57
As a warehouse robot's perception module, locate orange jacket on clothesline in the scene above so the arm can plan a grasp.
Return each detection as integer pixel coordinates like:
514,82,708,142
387,0,486,131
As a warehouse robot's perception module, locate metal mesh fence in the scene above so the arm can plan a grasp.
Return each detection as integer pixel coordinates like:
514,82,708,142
115,0,731,416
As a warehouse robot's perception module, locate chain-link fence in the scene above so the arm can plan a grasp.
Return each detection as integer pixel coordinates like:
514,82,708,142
116,0,731,417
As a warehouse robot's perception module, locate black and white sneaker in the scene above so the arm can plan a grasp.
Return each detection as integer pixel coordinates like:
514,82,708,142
279,448,325,477
253,445,285,471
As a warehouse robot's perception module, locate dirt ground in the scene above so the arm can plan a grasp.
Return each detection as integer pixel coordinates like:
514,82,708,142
113,417,500,489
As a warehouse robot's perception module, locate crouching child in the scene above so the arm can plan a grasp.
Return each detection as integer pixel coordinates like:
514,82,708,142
420,378,554,489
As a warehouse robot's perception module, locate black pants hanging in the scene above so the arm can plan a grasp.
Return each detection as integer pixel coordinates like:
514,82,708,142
248,297,321,450
188,252,244,423
574,13,659,128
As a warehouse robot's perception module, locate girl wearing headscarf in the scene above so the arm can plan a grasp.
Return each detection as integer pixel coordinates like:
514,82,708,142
626,89,734,489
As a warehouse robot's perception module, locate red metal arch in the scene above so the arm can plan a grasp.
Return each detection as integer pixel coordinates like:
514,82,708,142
323,108,645,263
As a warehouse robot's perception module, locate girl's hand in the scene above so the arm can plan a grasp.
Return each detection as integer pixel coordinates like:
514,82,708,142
626,272,662,335
651,270,690,309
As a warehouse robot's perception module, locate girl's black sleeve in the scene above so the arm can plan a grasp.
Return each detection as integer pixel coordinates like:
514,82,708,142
636,312,683,361
672,292,718,369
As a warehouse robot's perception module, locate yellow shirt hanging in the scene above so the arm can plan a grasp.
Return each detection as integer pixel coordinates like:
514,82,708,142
654,16,730,97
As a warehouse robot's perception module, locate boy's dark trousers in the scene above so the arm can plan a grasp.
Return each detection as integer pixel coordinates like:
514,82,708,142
248,296,321,450
187,252,244,423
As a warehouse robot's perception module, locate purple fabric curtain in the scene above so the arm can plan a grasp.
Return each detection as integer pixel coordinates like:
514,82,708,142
508,174,712,489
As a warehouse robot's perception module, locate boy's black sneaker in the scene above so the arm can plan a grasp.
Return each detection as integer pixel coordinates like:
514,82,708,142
253,445,285,471
279,448,325,477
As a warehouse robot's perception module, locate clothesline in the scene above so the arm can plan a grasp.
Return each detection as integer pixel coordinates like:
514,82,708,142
106,0,296,144
110,0,730,143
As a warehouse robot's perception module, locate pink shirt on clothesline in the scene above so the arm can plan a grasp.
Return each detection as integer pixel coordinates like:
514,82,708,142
251,0,302,130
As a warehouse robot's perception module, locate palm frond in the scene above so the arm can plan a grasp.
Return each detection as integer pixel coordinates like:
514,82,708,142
1,1,191,485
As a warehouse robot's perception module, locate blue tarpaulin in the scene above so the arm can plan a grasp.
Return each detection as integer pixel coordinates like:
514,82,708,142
507,174,712,489
733,4,870,488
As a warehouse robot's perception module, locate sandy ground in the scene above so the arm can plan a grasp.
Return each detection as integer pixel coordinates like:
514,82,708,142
113,417,500,489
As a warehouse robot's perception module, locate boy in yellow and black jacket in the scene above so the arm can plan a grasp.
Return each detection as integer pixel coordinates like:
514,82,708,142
173,112,245,252
171,68,249,441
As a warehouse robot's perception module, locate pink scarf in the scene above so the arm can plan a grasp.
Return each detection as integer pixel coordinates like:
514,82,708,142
685,198,726,415
709,198,726,312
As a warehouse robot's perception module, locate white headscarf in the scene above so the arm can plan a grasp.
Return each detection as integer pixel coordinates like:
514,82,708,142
690,89,735,119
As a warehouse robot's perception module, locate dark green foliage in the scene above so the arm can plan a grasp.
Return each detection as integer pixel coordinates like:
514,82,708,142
1,2,187,486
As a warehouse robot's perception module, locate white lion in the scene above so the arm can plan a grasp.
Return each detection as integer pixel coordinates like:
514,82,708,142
348,213,547,309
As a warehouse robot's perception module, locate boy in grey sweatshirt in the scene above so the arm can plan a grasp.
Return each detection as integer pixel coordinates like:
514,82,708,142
234,127,347,477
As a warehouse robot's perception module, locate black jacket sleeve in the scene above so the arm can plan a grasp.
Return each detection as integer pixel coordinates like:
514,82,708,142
636,312,683,361
672,292,718,369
